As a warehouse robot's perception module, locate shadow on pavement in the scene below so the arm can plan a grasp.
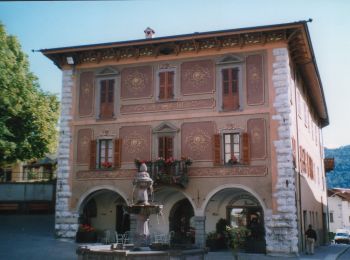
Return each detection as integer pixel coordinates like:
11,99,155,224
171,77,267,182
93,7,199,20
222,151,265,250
0,214,76,260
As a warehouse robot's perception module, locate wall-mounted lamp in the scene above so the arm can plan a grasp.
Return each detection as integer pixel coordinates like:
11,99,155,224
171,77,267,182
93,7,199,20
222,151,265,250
66,56,74,65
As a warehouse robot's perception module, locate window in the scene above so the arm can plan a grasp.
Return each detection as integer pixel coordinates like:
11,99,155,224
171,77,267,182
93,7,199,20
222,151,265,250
90,139,121,170
222,68,240,110
99,79,115,119
213,132,249,165
153,122,179,160
158,71,174,100
223,133,241,164
98,139,113,168
158,136,173,159
0,168,12,182
330,212,334,223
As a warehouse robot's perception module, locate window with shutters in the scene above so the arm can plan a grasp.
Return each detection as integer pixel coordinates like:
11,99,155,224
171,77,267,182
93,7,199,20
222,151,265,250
99,79,115,119
90,138,121,170
213,131,249,165
158,70,175,101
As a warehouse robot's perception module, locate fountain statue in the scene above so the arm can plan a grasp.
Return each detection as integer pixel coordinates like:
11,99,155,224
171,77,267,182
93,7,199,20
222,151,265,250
127,163,163,248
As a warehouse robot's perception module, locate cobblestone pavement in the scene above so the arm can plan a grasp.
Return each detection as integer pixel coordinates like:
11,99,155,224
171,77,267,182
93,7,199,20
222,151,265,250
1,215,349,260
0,215,76,260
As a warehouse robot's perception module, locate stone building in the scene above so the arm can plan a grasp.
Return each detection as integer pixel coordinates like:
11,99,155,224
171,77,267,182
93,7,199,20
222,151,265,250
41,20,329,256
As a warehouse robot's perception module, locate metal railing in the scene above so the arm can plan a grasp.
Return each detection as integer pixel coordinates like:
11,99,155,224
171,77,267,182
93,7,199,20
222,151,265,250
136,160,190,188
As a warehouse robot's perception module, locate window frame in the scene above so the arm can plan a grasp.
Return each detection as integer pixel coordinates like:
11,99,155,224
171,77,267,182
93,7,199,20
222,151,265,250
152,122,179,159
216,61,243,112
158,135,174,159
95,68,119,120
156,66,177,102
97,78,116,119
97,138,114,169
223,132,241,164
220,129,244,165
329,212,334,223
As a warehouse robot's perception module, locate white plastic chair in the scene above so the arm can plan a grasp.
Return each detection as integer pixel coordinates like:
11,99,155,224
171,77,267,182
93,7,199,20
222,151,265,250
123,231,130,244
114,231,124,245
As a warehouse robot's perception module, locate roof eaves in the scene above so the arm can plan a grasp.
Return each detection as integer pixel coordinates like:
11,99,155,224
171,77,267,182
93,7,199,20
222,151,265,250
39,20,307,54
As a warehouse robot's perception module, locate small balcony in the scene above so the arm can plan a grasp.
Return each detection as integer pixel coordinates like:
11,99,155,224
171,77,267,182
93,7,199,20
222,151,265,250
324,158,335,173
135,158,192,188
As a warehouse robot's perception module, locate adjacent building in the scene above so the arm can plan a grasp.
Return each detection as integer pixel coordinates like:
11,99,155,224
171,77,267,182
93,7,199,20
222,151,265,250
328,188,350,232
41,20,329,256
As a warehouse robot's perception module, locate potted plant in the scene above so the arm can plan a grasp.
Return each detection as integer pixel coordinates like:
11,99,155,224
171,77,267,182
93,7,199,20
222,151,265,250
76,224,97,243
228,155,238,165
101,161,113,169
206,218,229,251
226,226,250,259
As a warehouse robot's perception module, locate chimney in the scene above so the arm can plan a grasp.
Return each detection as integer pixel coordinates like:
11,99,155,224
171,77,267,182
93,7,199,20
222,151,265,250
144,27,155,39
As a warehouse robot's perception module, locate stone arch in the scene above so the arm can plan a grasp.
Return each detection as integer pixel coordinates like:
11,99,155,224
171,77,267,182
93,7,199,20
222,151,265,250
202,183,267,253
200,183,267,215
168,198,195,245
76,185,129,213
153,186,197,213
76,185,130,236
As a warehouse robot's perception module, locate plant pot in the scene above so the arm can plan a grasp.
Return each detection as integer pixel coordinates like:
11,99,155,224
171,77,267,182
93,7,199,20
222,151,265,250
76,231,97,243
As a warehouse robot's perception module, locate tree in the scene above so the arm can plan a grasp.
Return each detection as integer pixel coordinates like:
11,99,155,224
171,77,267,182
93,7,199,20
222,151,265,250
0,22,60,167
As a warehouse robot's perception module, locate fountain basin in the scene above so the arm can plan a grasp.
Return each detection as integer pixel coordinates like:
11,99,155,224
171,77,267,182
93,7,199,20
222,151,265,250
127,204,163,215
76,245,206,260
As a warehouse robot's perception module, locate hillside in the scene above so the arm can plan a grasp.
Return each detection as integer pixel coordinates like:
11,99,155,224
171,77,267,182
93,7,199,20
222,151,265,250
325,145,350,188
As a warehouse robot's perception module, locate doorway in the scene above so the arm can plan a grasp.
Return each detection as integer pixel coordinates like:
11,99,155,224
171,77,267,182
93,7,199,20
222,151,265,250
169,199,194,244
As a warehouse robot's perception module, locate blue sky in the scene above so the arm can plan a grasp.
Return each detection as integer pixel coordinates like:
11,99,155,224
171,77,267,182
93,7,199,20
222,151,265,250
0,0,349,148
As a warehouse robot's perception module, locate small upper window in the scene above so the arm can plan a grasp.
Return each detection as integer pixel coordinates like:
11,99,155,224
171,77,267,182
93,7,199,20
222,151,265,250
159,71,175,100
222,68,240,111
99,79,115,119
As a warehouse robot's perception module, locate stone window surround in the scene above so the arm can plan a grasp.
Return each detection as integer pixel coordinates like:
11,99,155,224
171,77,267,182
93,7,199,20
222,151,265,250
215,56,244,112
152,122,180,159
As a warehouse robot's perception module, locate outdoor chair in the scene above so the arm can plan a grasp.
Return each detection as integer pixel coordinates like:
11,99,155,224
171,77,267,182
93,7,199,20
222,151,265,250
123,231,130,245
114,231,124,245
103,230,113,244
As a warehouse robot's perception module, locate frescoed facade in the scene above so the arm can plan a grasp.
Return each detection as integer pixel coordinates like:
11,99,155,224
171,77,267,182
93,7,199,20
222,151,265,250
41,21,329,256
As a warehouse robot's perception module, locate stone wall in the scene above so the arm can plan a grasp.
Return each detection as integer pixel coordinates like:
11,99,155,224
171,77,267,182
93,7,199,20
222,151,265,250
265,48,298,255
55,70,79,238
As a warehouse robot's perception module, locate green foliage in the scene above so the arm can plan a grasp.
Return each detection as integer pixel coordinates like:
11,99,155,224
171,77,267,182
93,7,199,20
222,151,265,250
216,218,228,234
326,145,350,188
0,22,60,166
226,226,250,250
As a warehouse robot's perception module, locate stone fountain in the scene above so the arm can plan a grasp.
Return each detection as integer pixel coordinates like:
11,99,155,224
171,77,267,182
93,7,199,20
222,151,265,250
127,163,163,249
